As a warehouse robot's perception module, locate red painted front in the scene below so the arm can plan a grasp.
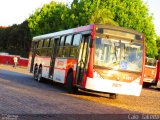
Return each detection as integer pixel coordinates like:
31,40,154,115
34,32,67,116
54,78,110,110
64,58,78,84
156,60,160,81
144,65,157,82
86,29,145,86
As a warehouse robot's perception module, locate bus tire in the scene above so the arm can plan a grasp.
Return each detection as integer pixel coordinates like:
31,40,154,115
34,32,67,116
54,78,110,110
33,65,38,80
37,67,43,82
109,93,117,99
143,82,151,88
66,72,78,94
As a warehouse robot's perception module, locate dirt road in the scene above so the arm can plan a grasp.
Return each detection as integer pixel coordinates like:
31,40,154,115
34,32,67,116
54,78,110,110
0,64,160,117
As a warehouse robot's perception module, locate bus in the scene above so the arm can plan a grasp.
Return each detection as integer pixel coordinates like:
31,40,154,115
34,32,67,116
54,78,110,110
28,24,145,99
143,57,160,88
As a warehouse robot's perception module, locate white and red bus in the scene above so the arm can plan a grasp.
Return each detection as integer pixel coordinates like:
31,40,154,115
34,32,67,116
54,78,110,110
28,24,145,98
143,57,160,87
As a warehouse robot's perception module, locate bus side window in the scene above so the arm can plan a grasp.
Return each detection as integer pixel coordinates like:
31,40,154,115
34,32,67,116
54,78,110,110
57,36,65,57
48,38,54,48
47,38,54,56
70,34,81,58
60,36,65,46
38,40,43,48
44,39,49,48
36,40,43,56
41,39,49,56
63,35,72,57
42,40,45,48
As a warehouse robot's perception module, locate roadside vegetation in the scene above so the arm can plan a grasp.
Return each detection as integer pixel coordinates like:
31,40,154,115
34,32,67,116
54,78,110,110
0,0,159,58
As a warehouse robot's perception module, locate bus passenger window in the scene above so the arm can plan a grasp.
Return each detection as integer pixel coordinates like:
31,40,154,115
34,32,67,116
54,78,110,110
72,34,81,46
48,38,54,48
41,40,48,56
38,40,43,48
57,47,64,57
65,35,72,46
57,36,65,57
70,34,81,58
60,36,65,46
64,35,72,57
44,39,49,47
42,40,45,47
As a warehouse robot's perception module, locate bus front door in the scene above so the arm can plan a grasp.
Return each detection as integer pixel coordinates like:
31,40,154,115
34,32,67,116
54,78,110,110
49,38,59,78
76,35,91,87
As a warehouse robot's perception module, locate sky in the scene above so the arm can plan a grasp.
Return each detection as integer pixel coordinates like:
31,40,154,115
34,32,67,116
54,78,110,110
0,0,53,26
0,0,159,35
143,0,160,35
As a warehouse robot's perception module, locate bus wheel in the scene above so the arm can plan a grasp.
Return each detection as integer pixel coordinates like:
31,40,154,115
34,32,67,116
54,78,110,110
66,72,78,94
33,65,38,80
37,67,43,82
143,82,151,88
109,93,117,99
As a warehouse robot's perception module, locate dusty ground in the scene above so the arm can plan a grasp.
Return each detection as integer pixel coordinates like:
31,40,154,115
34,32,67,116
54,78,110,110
69,88,160,114
0,64,160,114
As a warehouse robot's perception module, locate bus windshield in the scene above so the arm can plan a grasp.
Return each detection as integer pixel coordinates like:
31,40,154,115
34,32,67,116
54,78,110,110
94,37,143,72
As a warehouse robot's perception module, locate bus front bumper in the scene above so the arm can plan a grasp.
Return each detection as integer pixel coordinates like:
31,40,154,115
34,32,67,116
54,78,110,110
85,77,142,96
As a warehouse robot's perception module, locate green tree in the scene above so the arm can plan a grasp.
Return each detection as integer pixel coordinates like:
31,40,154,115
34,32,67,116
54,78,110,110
71,0,158,57
27,0,157,58
100,0,158,57
0,21,31,57
89,8,118,25
156,36,160,59
70,0,117,26
27,1,71,37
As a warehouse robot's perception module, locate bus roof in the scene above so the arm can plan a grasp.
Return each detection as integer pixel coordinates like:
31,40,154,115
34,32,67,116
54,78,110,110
33,24,94,41
33,24,142,41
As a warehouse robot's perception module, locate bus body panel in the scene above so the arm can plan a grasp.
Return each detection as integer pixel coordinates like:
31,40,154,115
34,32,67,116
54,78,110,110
65,58,78,84
144,65,157,83
85,77,142,96
143,58,159,85
52,58,78,83
42,66,50,78
85,68,142,96
94,68,141,83
34,55,51,66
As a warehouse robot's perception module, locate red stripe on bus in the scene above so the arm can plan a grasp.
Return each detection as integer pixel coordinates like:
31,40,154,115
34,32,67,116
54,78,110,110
54,67,66,71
